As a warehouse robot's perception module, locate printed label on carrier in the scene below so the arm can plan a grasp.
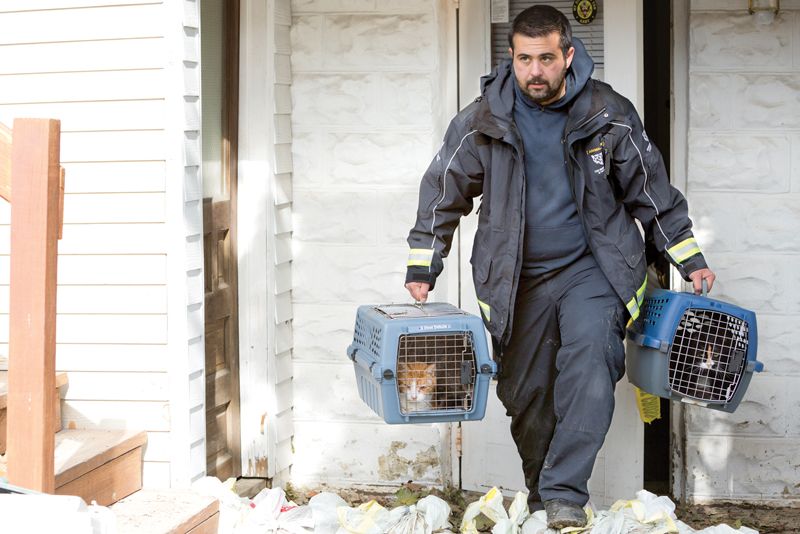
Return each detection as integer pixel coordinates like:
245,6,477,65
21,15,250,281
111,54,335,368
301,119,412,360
410,323,453,332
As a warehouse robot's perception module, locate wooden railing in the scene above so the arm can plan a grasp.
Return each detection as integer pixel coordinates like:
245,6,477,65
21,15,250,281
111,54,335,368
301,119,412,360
1,118,63,493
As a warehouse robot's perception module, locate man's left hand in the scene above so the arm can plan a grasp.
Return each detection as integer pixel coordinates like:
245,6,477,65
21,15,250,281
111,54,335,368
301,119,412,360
688,268,716,295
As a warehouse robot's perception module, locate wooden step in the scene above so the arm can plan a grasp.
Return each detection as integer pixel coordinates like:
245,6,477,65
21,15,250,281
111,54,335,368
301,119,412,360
111,489,220,534
0,371,67,454
53,428,147,506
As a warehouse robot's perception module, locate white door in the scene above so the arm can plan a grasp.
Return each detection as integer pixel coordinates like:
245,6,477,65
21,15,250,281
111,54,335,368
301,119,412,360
456,0,643,508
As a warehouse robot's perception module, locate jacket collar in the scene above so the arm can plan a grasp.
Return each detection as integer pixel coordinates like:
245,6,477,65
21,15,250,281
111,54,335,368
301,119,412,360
472,60,609,145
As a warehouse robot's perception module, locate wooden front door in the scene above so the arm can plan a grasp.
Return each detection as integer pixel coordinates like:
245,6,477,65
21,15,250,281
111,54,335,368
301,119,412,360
201,0,241,480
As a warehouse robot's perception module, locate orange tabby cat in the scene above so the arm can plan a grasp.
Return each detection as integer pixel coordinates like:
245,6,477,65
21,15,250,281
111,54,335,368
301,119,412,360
397,362,437,413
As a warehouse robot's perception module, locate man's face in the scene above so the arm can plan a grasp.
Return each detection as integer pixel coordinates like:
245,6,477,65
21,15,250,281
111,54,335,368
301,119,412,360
509,32,574,106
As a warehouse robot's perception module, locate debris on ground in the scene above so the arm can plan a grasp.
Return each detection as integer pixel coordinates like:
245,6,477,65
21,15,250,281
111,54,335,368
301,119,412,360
192,476,455,533
193,478,771,534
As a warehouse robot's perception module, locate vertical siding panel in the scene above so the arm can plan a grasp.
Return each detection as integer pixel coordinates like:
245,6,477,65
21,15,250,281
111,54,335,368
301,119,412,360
238,0,294,482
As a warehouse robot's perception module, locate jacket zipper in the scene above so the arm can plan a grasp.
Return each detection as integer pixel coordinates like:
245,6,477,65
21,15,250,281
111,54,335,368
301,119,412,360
567,107,607,143
564,108,609,278
502,122,526,344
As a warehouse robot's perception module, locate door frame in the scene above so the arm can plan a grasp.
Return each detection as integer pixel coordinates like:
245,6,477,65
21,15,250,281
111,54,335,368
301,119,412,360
454,0,650,504
670,0,690,502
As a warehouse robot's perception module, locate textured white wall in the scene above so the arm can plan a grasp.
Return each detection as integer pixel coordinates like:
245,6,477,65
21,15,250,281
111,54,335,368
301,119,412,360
685,1,800,502
289,0,454,488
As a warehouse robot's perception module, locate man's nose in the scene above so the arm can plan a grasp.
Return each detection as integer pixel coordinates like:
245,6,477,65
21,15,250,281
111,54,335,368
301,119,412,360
529,60,544,77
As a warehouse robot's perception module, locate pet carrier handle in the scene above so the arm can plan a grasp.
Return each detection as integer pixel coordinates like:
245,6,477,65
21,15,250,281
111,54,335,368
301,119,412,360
347,345,384,380
627,331,669,352
702,278,708,297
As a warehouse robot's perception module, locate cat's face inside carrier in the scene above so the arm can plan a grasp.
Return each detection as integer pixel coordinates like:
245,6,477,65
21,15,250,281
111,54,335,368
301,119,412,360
397,362,437,413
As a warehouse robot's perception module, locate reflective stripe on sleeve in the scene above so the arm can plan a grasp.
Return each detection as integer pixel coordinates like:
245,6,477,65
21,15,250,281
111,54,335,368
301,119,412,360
667,237,702,264
477,299,491,322
626,275,648,323
407,248,434,267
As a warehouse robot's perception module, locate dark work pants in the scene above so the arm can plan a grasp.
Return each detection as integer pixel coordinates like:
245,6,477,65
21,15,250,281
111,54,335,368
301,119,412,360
495,254,627,510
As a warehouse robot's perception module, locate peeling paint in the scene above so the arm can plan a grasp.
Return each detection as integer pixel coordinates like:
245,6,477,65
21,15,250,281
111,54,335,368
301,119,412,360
377,441,441,481
377,441,412,480
411,446,440,479
247,456,269,477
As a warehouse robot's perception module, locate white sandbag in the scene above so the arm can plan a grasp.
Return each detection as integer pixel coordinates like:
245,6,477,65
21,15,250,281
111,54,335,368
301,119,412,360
310,492,350,534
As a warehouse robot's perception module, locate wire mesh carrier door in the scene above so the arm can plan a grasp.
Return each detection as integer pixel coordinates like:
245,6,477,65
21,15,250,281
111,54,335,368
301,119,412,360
626,288,763,412
347,303,496,424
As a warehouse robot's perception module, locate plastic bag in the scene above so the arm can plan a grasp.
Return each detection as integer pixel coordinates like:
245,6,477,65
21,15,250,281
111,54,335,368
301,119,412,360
337,500,393,534
611,490,676,525
335,495,452,534
461,487,531,534
520,510,552,534
239,487,313,534
493,492,532,534
310,492,350,534
635,387,662,423
192,476,252,534
417,495,453,532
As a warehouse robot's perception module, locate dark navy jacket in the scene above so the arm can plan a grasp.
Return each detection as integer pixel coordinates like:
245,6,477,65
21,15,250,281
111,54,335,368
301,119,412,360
406,39,708,343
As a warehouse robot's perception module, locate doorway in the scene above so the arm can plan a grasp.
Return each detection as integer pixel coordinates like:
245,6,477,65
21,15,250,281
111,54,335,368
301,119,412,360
642,0,673,498
200,0,242,480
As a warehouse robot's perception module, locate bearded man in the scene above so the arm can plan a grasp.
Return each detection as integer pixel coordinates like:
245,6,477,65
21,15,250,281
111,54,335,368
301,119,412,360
404,5,715,529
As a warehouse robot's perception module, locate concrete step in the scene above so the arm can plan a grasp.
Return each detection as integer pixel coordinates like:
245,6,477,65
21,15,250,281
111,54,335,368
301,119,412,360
111,489,220,534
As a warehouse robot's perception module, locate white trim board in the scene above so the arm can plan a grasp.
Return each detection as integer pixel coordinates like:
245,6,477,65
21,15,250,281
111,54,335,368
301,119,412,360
238,0,294,483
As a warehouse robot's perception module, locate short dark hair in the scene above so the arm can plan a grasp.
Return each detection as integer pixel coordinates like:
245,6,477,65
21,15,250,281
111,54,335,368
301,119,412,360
508,5,573,57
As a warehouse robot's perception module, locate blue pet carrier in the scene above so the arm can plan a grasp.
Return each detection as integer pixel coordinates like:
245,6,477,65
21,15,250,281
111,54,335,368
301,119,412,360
626,288,763,412
347,303,496,424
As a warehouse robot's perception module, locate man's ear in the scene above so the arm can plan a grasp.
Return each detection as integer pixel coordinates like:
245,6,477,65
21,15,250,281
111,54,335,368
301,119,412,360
565,46,575,69
508,47,513,58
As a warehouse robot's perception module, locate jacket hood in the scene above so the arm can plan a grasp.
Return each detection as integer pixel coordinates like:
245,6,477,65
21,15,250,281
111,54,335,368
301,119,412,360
549,36,594,109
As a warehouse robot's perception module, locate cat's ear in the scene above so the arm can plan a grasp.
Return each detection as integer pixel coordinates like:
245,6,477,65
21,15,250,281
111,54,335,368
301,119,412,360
425,363,436,374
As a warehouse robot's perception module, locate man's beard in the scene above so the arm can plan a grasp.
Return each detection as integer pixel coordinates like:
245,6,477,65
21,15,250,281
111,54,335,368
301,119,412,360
521,65,568,104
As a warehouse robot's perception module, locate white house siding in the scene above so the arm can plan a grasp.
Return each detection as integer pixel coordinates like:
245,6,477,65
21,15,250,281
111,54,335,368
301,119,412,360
0,0,206,488
290,0,456,487
685,0,800,503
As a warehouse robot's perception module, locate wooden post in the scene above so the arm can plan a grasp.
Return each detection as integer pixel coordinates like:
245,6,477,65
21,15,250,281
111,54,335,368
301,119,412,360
7,118,61,493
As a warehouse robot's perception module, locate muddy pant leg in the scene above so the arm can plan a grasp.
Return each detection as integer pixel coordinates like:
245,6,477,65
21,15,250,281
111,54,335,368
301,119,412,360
495,276,559,512
537,266,627,506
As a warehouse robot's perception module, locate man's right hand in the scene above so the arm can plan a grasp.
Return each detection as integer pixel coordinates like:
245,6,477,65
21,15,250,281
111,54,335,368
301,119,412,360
405,282,431,303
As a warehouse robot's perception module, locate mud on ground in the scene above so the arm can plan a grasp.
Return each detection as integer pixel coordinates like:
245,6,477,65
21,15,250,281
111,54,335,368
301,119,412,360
674,501,800,534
